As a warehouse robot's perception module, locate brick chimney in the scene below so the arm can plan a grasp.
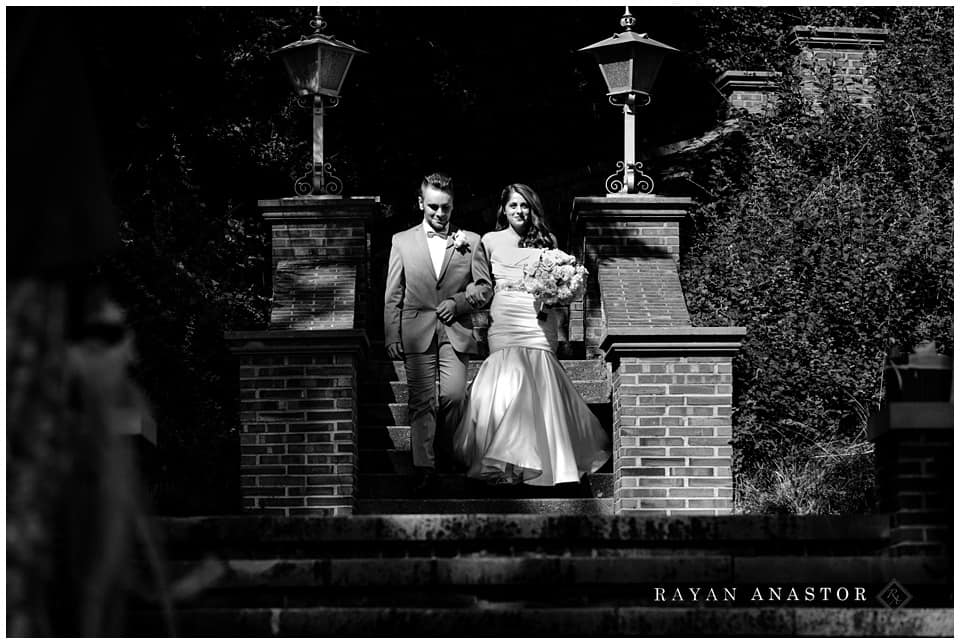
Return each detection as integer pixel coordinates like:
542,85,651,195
715,70,780,115
789,26,889,108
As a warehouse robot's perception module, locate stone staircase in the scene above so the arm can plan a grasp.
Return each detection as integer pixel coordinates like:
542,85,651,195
127,514,952,636
356,357,614,515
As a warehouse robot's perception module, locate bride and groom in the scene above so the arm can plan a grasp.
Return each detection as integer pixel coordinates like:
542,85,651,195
383,172,610,495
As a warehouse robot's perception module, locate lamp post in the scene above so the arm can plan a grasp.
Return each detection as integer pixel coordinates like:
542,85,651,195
274,8,367,196
579,7,677,195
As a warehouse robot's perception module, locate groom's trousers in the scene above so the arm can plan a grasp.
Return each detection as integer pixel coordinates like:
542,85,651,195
405,325,469,470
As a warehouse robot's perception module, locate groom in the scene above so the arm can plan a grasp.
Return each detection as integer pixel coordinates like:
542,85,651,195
383,172,490,494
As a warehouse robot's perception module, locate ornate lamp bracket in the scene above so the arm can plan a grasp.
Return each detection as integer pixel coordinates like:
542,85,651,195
293,94,344,196
606,91,655,194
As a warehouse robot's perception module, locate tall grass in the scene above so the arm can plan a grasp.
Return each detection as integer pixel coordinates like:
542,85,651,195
736,440,878,515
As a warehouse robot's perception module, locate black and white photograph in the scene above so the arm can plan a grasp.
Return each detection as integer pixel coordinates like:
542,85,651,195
6,4,954,637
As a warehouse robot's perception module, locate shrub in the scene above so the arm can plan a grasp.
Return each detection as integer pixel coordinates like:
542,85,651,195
681,7,952,511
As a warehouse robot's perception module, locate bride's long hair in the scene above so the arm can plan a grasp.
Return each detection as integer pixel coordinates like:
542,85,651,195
495,183,557,249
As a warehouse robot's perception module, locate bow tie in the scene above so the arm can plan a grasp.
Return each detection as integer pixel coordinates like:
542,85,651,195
426,230,449,240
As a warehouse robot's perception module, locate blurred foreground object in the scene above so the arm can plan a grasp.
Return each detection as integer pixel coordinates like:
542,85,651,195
6,8,168,636
869,342,953,557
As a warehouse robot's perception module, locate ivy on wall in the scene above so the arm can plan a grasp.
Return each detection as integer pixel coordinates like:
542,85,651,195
679,7,952,512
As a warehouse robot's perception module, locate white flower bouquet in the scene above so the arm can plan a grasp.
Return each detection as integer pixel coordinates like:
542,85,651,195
521,249,588,316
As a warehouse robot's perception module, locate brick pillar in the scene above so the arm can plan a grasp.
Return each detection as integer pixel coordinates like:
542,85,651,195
869,362,953,556
715,70,780,115
789,26,889,109
603,329,743,516
571,195,745,516
227,195,379,516
227,331,365,516
570,196,690,359
261,196,380,331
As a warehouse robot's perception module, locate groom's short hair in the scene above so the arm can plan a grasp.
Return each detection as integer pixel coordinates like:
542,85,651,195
421,172,454,197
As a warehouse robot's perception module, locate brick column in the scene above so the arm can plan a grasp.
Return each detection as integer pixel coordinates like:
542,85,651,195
570,196,690,358
789,26,889,108
869,402,953,558
571,195,745,516
715,70,780,115
261,196,380,331
603,329,744,516
227,331,366,516
227,195,379,516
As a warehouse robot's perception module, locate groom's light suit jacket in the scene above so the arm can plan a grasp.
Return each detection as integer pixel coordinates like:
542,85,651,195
383,224,491,355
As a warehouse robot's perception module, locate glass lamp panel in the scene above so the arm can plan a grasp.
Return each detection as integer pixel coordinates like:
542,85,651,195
597,53,633,96
281,46,322,95
317,48,352,96
631,49,665,94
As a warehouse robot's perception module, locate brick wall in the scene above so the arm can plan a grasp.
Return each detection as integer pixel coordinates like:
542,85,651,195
604,331,743,516
599,258,690,329
270,221,367,275
271,261,357,330
230,332,366,517
869,402,952,556
570,196,691,357
789,26,888,109
262,196,379,332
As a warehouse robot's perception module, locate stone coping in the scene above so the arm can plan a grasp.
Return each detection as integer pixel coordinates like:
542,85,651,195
867,401,953,440
789,25,889,50
571,196,694,225
156,513,890,544
259,195,382,222
601,326,747,358
715,70,782,93
258,195,381,206
224,328,369,355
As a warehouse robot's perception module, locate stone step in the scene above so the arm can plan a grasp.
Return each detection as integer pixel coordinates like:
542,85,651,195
358,448,612,475
355,498,607,515
357,472,613,499
358,425,613,452
358,448,425,473
359,389,611,424
128,607,953,637
155,514,893,559
359,378,611,406
359,425,410,450
162,554,948,591
360,359,608,384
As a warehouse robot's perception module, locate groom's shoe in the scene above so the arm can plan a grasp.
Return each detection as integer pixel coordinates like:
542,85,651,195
412,467,438,497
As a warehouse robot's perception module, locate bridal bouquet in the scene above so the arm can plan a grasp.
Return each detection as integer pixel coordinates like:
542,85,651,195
521,249,588,314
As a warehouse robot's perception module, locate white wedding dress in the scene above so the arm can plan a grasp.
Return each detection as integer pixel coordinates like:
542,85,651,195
452,230,611,486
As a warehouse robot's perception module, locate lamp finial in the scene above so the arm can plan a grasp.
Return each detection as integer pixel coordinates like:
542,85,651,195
309,6,327,35
620,6,636,31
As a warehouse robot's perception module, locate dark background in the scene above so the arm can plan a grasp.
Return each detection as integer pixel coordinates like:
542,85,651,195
26,7,729,238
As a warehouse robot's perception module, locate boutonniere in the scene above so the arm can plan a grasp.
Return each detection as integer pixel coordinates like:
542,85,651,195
451,230,470,252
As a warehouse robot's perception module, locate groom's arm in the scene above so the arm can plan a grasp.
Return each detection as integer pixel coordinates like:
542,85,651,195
383,236,405,355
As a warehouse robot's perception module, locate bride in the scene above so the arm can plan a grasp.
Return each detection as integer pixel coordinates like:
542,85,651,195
453,183,611,486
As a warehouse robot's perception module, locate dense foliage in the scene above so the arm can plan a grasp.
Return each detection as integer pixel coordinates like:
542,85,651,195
679,7,953,512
